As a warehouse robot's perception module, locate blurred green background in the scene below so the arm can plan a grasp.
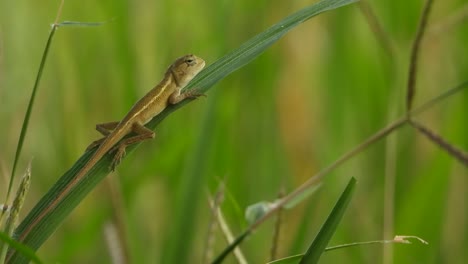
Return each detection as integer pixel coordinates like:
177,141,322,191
1,0,467,263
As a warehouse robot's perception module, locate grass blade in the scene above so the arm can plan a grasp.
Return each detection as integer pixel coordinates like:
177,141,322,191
0,232,42,264
211,230,250,264
299,177,356,264
186,0,359,94
5,26,57,203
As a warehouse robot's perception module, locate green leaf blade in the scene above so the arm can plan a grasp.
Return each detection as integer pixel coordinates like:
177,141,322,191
189,0,359,93
0,232,43,264
299,177,357,264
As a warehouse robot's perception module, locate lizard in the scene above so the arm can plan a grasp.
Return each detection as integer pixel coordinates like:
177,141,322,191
16,54,206,244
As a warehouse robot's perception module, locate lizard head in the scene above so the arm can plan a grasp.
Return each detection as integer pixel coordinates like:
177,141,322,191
170,54,205,88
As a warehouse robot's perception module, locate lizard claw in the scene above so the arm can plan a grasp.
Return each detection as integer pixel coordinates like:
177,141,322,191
184,88,206,99
109,145,126,171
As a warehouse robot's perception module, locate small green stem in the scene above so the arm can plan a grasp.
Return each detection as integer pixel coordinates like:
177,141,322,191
5,24,58,203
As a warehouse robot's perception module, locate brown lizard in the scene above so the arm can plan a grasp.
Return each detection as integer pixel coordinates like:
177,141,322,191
17,54,206,243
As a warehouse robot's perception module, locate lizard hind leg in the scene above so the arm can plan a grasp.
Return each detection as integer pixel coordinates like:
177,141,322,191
96,121,120,136
86,121,120,151
109,123,155,171
86,137,106,151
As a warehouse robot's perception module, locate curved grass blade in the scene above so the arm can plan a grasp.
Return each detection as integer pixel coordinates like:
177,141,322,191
9,0,358,262
4,25,57,203
0,232,43,264
184,0,359,95
299,177,356,264
4,18,107,204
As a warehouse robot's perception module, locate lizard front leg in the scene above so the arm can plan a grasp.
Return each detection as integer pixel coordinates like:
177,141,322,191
109,123,155,170
168,88,205,105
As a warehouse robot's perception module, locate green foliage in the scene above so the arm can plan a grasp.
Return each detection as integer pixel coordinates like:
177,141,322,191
0,232,42,264
299,178,356,264
0,0,467,263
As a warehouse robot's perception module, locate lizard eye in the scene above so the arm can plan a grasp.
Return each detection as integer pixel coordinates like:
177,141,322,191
185,58,195,65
